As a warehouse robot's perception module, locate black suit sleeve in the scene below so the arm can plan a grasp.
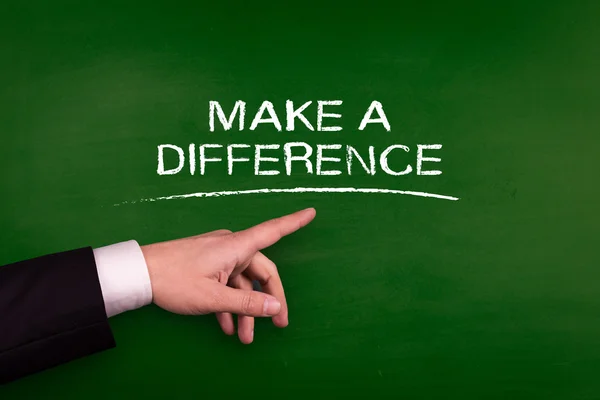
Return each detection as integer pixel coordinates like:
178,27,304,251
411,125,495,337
0,247,116,384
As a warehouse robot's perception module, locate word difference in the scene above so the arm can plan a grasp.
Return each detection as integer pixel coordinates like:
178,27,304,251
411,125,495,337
157,142,443,176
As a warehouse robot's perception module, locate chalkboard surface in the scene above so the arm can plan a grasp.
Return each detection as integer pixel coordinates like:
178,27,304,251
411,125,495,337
1,1,599,398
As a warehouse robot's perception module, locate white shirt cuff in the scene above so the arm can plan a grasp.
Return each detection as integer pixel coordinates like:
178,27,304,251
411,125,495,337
93,240,153,318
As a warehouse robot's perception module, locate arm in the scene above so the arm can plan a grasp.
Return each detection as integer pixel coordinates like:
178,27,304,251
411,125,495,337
0,208,315,384
0,247,115,384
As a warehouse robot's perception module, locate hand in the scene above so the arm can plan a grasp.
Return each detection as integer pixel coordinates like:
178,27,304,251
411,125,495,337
140,208,316,344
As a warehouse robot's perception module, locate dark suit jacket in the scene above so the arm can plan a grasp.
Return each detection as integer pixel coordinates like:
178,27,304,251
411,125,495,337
0,247,115,384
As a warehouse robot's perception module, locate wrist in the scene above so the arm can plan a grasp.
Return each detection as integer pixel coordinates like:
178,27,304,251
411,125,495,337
140,243,160,303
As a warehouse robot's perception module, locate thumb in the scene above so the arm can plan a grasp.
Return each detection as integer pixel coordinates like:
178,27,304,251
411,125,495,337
215,285,282,317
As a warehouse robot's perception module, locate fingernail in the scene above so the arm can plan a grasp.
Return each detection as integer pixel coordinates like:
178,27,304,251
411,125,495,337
251,330,254,340
263,297,281,315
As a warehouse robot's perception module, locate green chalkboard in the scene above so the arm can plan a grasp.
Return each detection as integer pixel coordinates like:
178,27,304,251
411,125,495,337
1,0,600,398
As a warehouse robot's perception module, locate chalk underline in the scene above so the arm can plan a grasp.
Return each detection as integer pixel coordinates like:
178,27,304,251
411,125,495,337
115,187,460,206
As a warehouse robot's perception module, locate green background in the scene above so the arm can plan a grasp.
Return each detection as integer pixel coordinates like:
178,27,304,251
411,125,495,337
1,0,599,398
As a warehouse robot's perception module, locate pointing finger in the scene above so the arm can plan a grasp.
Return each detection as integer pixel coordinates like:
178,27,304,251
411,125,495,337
233,208,316,256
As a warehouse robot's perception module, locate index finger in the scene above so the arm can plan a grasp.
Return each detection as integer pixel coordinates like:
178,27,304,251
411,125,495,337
234,208,316,255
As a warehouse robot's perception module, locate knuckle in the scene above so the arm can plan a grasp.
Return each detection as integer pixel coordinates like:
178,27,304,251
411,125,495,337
267,259,278,271
241,293,255,315
258,274,272,288
263,260,278,279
